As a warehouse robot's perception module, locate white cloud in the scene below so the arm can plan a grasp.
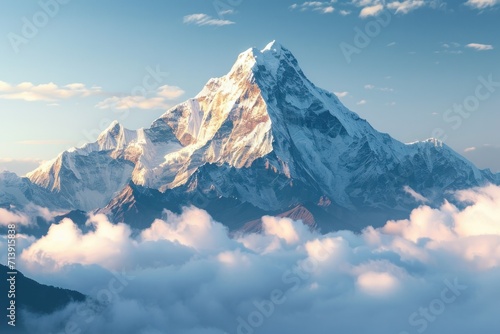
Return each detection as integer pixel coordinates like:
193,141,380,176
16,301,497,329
357,99,367,105
356,271,401,296
261,216,303,245
140,208,232,252
0,208,30,226
289,1,337,14
21,215,133,270
183,13,235,26
465,0,500,9
403,185,429,203
334,91,349,98
96,85,184,110
0,205,55,227
464,147,477,153
359,4,384,17
20,208,233,271
387,41,397,47
0,81,101,102
387,0,426,14
322,6,335,13
466,43,494,51
156,85,185,99
10,184,500,333
354,0,443,17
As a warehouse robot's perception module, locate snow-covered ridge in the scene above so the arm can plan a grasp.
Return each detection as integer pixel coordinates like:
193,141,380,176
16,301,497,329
21,41,499,215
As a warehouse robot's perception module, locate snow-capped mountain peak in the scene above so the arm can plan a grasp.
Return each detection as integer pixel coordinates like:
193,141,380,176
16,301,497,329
15,41,499,230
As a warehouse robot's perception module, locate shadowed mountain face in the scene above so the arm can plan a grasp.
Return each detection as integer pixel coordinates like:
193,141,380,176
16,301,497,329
0,265,86,333
1,41,498,231
0,265,85,314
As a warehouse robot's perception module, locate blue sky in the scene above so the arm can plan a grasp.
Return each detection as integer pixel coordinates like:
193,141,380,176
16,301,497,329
0,0,499,175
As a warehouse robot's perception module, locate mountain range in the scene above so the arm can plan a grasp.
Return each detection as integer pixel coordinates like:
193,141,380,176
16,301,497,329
2,41,498,232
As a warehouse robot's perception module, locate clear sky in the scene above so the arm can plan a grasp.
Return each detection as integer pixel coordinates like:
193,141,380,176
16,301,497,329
0,0,499,175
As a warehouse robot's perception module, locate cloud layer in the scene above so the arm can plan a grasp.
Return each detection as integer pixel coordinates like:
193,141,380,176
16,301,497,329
4,185,500,334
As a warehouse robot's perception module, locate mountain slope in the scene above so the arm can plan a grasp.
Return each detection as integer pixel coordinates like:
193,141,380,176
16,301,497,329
21,41,499,230
0,171,70,210
0,264,85,333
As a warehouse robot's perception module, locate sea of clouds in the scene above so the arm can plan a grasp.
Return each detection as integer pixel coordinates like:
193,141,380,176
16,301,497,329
1,184,500,334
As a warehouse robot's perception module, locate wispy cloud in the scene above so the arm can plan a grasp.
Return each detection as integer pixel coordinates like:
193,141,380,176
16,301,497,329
365,84,394,92
464,147,477,152
387,0,426,14
219,9,235,16
359,3,384,17
357,99,367,105
0,81,101,102
403,185,429,203
290,1,336,14
435,42,463,54
183,13,235,26
323,6,335,13
334,91,349,98
436,42,493,54
302,0,494,18
353,0,445,18
466,43,494,51
96,85,185,110
465,0,500,9
16,140,70,145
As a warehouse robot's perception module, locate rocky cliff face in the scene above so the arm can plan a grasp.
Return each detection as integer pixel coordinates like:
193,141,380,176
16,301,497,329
11,41,497,231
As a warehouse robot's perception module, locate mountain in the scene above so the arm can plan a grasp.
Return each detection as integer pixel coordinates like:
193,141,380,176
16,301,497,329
0,171,70,210
0,265,85,333
0,265,85,314
7,41,499,231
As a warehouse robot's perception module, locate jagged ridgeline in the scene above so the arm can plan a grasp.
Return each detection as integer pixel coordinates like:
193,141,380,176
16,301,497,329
2,41,499,232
